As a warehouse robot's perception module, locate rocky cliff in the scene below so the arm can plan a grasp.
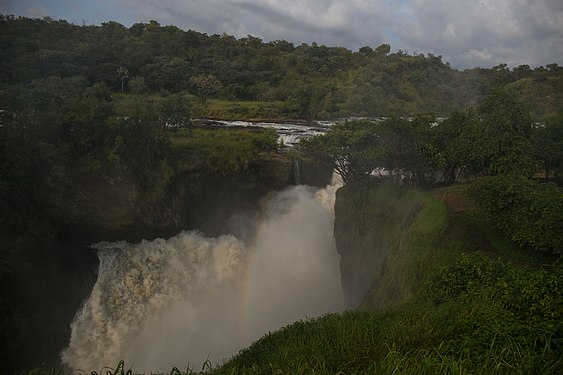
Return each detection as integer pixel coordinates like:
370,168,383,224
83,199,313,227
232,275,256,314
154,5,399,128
334,184,423,308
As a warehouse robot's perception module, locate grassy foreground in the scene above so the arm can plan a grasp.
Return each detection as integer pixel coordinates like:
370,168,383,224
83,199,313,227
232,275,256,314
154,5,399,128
21,184,562,374
208,184,561,374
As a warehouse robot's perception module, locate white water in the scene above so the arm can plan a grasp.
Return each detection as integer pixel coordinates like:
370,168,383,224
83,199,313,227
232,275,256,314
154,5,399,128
62,177,344,372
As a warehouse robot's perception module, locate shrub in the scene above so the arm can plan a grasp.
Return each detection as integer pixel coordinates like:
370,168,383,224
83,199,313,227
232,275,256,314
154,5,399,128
468,176,563,255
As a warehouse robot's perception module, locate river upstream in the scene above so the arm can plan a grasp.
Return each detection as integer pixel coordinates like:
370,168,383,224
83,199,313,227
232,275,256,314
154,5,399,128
205,119,337,147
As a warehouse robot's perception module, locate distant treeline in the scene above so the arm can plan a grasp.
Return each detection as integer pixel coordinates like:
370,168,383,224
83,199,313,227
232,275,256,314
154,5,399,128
1,15,562,118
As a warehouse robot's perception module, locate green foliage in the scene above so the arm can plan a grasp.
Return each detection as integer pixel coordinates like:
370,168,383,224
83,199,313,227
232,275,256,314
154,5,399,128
190,74,222,102
303,118,438,187
430,88,540,180
302,120,381,186
424,253,562,355
360,187,450,308
192,99,288,120
2,16,561,118
156,92,192,131
468,175,563,255
169,128,277,174
531,114,563,178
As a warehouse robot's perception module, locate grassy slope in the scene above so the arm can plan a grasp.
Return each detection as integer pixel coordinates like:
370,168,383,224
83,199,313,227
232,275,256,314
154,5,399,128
208,183,562,375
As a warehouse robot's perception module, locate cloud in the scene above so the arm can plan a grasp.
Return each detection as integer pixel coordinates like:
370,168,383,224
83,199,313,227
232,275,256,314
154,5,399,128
1,0,562,68
396,0,563,68
0,0,49,18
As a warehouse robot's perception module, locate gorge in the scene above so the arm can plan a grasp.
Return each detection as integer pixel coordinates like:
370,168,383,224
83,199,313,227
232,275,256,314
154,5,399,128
61,175,345,372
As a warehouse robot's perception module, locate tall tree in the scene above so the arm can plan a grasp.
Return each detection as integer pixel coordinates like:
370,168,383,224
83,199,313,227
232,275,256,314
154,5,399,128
156,92,191,132
301,120,381,187
190,74,222,102
450,88,538,177
117,66,129,94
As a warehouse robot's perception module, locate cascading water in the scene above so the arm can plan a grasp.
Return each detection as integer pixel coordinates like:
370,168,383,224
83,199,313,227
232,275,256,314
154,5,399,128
293,159,301,185
62,175,344,372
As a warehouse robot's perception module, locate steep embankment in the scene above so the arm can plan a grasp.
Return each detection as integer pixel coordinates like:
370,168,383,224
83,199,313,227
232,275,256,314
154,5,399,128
334,183,447,308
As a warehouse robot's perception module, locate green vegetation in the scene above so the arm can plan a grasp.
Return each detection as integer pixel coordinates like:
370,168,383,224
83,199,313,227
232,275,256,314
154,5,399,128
468,176,563,255
170,128,278,174
191,99,290,120
207,184,562,374
2,13,562,375
302,115,438,187
303,88,562,188
1,15,562,119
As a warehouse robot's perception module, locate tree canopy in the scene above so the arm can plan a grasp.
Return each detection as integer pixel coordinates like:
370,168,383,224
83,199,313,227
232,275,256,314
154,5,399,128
1,15,561,119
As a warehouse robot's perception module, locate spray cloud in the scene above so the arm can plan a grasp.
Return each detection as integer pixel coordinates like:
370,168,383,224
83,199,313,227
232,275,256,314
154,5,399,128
62,178,344,372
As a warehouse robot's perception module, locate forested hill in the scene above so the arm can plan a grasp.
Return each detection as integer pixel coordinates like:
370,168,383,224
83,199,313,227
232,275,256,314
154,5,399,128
1,15,562,119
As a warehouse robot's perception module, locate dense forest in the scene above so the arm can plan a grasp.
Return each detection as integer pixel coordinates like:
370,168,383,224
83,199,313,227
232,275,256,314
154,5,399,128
1,15,562,119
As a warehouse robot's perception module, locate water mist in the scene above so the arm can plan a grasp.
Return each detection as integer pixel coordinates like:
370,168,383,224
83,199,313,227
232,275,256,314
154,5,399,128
62,177,344,372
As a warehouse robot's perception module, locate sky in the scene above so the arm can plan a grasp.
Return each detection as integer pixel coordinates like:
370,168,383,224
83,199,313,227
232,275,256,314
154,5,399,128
1,0,562,69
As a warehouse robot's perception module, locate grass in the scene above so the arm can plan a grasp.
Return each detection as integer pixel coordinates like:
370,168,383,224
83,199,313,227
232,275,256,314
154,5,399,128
191,100,291,121
167,127,279,174
349,184,452,308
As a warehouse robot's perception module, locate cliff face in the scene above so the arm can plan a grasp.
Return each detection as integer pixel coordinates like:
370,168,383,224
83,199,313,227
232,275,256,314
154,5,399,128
39,152,332,243
333,184,423,309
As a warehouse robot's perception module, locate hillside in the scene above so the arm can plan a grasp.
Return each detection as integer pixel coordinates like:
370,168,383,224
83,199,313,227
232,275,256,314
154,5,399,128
1,15,562,119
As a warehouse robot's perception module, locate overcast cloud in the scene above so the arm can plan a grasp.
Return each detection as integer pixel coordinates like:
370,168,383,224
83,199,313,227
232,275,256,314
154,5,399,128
1,0,562,69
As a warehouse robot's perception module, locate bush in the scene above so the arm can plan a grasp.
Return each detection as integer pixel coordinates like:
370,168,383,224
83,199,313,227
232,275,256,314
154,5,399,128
468,176,563,255
169,128,278,174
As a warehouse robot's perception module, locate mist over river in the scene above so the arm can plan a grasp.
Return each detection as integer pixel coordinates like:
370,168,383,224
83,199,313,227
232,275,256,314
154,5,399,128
62,176,344,372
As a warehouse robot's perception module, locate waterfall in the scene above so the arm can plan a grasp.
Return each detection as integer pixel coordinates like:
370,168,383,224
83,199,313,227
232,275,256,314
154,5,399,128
62,179,344,372
293,158,301,185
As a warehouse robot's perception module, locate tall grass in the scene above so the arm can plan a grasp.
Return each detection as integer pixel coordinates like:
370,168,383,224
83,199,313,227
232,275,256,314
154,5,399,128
192,100,289,120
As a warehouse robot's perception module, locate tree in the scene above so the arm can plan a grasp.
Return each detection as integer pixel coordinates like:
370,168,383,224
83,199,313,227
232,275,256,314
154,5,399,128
302,120,381,187
531,114,563,179
190,74,222,102
373,118,420,185
431,111,469,184
117,66,129,94
443,88,539,178
156,92,191,132
374,43,391,57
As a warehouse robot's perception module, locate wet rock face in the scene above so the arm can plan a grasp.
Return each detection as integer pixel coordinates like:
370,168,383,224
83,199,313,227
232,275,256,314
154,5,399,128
333,186,425,309
41,153,332,243
38,154,291,241
333,192,390,308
